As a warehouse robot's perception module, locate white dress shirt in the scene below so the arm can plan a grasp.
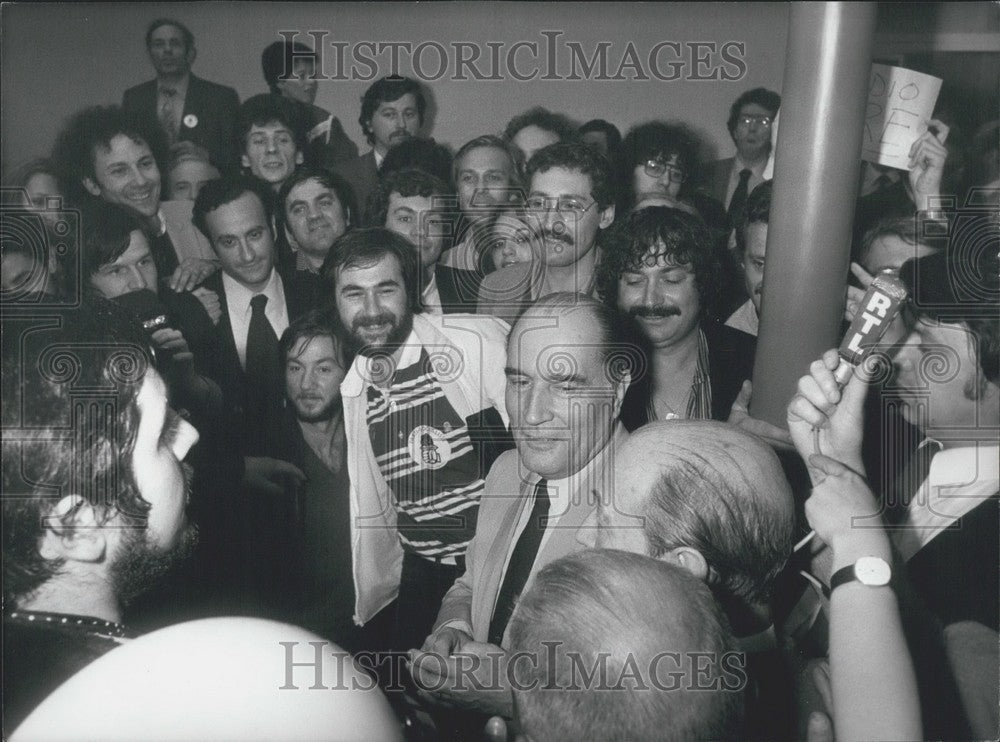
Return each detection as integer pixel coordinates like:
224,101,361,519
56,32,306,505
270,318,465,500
222,268,290,368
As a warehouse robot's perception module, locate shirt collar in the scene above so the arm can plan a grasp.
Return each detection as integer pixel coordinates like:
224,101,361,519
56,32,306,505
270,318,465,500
222,267,283,313
157,73,190,99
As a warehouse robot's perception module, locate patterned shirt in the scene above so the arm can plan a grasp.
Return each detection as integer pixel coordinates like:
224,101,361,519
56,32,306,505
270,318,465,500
366,348,487,563
647,328,713,421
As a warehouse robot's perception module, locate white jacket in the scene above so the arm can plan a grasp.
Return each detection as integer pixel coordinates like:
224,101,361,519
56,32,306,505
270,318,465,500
341,312,510,625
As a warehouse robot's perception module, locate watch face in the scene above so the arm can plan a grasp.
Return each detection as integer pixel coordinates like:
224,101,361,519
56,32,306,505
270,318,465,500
855,556,892,586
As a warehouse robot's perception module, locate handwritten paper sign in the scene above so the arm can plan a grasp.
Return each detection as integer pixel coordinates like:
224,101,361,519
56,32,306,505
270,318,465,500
862,64,942,170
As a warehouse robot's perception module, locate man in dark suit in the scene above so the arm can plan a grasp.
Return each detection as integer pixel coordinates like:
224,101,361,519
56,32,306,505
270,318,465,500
192,175,320,458
371,167,481,313
701,87,780,235
122,18,240,172
261,39,358,169
595,206,789,449
334,76,425,222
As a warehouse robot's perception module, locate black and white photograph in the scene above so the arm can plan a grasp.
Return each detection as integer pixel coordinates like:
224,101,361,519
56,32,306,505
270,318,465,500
2,2,998,740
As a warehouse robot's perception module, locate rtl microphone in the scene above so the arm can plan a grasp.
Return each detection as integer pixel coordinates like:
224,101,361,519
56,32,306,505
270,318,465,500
834,271,908,387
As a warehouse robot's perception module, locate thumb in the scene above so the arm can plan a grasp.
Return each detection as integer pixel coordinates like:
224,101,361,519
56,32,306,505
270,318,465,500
849,261,874,288
273,460,306,482
806,711,834,742
838,361,873,417
807,453,850,479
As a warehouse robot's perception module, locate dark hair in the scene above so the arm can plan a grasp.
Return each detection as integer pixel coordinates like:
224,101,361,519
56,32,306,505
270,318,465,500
503,107,576,146
727,88,781,139
322,227,424,315
621,121,699,196
278,308,343,367
527,141,615,211
277,166,355,227
261,39,317,92
80,202,148,279
859,213,948,269
2,301,153,605
901,247,1000,388
236,94,308,156
359,76,426,146
52,105,167,208
378,137,453,184
367,167,450,230
597,206,722,318
578,119,623,153
145,18,194,51
736,180,773,255
509,549,741,742
192,174,274,241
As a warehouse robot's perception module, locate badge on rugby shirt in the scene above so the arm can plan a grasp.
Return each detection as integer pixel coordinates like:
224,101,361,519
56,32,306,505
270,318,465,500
408,425,450,470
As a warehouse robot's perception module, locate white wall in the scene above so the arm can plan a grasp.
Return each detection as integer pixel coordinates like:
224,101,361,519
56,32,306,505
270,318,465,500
1,2,791,171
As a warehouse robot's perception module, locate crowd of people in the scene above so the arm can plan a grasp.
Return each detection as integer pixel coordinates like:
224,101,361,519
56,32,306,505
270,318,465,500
2,17,998,742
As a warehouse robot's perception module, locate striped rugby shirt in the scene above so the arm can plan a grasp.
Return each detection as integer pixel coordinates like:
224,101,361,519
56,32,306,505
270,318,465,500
366,348,486,563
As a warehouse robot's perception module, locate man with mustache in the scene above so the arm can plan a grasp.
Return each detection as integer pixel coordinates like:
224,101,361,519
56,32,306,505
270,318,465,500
2,303,200,737
477,142,615,321
596,206,759,431
726,180,772,336
334,76,426,224
325,228,510,651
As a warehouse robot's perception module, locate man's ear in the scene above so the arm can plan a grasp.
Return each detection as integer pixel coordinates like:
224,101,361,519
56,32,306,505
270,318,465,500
37,496,108,564
663,546,710,582
294,150,304,166
598,203,615,230
82,177,102,198
283,223,300,251
240,153,251,170
186,44,197,68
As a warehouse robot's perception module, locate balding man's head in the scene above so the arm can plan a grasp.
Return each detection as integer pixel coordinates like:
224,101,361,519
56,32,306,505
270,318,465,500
509,549,743,742
504,293,639,478
581,420,794,607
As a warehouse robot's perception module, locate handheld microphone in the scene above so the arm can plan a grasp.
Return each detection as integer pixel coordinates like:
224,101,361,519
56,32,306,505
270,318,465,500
834,271,908,387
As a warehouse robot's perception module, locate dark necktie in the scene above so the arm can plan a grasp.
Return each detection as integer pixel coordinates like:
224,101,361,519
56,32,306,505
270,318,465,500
727,168,753,231
488,480,550,646
151,229,180,279
245,294,281,452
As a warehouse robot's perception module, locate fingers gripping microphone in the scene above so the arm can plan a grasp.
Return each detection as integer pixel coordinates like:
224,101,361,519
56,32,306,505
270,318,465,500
834,271,909,387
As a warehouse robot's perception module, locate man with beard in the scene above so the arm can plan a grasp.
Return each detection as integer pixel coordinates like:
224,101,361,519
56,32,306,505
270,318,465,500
334,76,426,223
265,311,367,648
596,206,788,450
477,142,615,321
2,303,200,737
325,227,510,650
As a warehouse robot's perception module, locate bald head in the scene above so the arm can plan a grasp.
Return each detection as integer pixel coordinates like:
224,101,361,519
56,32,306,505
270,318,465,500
509,549,742,742
585,420,794,606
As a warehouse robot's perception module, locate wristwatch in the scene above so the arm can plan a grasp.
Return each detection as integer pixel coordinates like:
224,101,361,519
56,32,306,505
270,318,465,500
829,556,892,593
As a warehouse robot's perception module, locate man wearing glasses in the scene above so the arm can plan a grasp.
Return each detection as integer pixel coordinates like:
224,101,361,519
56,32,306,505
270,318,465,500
703,88,781,233
477,142,615,321
621,122,699,210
